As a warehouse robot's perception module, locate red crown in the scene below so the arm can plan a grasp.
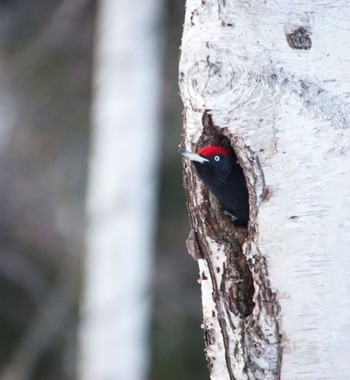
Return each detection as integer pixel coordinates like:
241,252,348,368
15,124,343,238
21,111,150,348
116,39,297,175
197,146,229,158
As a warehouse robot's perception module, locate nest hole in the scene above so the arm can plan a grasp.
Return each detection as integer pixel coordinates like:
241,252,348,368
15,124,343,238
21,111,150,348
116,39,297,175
199,110,250,228
198,110,255,317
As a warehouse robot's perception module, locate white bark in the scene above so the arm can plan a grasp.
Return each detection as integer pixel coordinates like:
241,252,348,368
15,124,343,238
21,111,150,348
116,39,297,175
79,1,162,379
180,0,350,379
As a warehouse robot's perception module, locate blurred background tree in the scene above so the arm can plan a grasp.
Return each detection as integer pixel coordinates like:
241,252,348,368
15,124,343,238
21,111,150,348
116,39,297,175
0,0,207,379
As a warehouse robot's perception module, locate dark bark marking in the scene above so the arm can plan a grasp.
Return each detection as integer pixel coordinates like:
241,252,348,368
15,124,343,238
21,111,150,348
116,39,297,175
286,26,312,50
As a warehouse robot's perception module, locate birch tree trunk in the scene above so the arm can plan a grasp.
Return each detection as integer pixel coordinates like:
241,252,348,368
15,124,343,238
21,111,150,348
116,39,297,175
79,1,162,379
179,1,350,379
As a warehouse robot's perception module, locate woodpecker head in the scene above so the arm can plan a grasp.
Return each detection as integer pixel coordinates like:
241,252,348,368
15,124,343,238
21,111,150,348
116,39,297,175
179,146,234,184
180,145,249,225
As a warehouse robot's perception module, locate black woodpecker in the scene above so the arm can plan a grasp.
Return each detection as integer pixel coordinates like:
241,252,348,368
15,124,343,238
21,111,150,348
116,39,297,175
180,145,249,226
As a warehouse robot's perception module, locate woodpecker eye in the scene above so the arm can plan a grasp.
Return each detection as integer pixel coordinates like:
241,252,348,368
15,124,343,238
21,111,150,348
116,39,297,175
214,155,220,162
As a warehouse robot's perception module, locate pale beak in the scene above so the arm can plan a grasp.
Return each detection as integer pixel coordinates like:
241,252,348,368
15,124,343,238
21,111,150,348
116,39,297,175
179,149,209,164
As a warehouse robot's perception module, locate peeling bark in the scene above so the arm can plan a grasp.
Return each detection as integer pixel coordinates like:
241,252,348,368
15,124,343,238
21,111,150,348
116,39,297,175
180,0,350,379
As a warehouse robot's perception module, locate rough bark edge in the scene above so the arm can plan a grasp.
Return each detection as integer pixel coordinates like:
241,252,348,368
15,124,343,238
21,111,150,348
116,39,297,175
181,111,282,379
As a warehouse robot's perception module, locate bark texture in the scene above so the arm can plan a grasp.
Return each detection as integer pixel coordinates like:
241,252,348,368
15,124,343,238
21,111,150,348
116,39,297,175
180,0,350,379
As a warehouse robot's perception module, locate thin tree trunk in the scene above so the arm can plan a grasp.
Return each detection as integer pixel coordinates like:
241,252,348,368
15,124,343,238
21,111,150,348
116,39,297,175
179,1,350,379
79,1,162,379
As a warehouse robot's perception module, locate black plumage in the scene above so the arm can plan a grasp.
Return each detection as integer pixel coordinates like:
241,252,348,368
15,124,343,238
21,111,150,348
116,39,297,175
180,146,249,226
